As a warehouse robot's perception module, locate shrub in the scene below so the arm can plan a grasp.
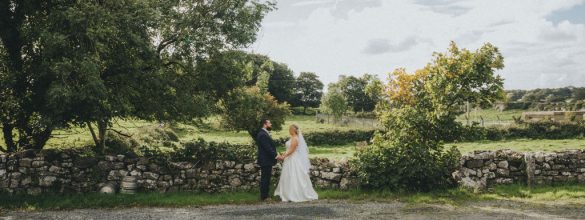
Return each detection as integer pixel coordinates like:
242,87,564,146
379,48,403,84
352,142,461,191
104,132,139,155
171,139,255,164
274,130,376,146
456,121,585,142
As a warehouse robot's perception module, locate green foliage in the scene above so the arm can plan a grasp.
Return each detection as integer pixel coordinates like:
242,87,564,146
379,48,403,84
354,42,505,191
329,74,380,112
0,0,274,152
292,72,324,112
353,143,461,191
171,139,255,163
320,87,348,121
459,121,585,141
219,87,291,138
275,130,375,146
290,107,318,115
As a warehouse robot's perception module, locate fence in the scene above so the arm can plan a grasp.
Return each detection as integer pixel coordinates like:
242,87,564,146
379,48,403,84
315,114,378,128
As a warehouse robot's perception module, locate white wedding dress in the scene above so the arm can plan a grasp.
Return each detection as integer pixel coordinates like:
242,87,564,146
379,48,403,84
274,134,318,202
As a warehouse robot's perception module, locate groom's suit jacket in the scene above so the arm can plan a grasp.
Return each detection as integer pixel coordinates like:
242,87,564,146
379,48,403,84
256,129,277,167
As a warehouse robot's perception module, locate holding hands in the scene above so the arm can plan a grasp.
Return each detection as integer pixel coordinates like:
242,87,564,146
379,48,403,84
276,152,286,161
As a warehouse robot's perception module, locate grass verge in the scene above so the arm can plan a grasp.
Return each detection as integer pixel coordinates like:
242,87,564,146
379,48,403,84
2,184,585,212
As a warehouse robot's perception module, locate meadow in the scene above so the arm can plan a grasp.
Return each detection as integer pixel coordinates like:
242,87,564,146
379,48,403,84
2,109,584,158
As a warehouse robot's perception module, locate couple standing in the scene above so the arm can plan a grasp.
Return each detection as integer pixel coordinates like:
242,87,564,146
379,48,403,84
256,118,318,202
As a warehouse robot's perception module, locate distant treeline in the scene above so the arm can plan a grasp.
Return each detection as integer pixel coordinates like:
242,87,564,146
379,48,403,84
503,87,585,111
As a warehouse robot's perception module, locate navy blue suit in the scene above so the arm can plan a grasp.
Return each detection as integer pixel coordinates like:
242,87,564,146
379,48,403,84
256,129,277,200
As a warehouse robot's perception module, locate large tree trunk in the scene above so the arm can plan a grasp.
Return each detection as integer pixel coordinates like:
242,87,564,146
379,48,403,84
2,123,17,152
31,127,53,150
88,119,109,154
97,119,107,154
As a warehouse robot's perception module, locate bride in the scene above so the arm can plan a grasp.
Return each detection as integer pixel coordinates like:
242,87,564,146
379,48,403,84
274,124,318,202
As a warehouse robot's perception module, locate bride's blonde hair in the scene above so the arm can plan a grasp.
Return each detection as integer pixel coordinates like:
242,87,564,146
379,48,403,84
289,124,299,135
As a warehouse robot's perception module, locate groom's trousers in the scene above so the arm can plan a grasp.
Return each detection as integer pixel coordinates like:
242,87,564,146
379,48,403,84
260,165,272,200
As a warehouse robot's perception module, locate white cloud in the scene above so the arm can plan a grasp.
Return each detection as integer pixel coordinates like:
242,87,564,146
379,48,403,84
250,0,585,89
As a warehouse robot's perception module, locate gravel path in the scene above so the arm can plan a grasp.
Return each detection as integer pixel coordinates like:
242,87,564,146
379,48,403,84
2,200,585,220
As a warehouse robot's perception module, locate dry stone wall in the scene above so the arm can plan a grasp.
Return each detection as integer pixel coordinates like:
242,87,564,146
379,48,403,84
453,149,585,191
0,150,357,195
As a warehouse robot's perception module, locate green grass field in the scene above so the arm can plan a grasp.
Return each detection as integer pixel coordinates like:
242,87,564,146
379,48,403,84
1,184,584,211
448,138,585,154
303,138,585,159
3,110,584,159
0,115,374,149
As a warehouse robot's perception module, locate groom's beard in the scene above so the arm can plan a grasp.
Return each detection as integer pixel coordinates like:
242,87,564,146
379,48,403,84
266,127,272,131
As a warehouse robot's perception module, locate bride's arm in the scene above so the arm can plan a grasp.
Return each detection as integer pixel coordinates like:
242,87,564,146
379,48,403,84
283,137,298,158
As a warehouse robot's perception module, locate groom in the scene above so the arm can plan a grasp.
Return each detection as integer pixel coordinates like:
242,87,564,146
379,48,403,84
256,118,281,201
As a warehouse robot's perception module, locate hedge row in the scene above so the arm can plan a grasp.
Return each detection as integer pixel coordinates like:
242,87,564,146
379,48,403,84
275,130,376,146
458,121,585,142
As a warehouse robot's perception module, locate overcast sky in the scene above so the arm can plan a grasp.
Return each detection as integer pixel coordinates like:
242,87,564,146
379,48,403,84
247,0,585,89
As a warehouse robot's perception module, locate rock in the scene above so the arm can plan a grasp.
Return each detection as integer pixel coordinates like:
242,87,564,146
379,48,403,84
495,178,513,184
31,160,46,168
100,183,117,194
21,177,32,186
487,163,497,171
475,151,495,160
48,165,64,174
459,177,486,192
74,158,98,169
27,187,42,196
223,161,235,169
332,167,341,173
243,164,255,172
496,168,510,177
105,155,116,162
144,172,160,180
19,158,33,167
229,178,242,187
465,159,484,168
130,170,142,177
321,172,342,181
40,176,57,187
461,167,476,176
497,161,509,169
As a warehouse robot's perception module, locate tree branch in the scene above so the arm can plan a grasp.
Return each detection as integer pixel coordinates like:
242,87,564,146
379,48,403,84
157,36,178,54
87,122,99,147
107,128,132,138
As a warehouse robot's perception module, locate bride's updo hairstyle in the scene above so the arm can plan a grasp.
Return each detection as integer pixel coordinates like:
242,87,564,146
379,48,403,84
289,124,299,135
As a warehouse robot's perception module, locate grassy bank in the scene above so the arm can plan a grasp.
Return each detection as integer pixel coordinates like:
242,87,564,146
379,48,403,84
450,138,585,154
1,184,584,211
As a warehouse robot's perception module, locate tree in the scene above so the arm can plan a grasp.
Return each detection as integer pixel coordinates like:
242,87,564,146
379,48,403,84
354,42,505,191
219,87,291,139
320,85,348,122
335,75,377,112
268,62,296,103
293,72,324,113
364,74,384,111
0,0,274,153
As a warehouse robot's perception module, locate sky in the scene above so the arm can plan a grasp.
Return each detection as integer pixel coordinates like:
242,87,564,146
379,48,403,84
247,0,585,90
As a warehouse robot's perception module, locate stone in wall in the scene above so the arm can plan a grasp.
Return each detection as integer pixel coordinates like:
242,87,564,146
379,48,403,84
0,150,357,195
455,149,585,191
